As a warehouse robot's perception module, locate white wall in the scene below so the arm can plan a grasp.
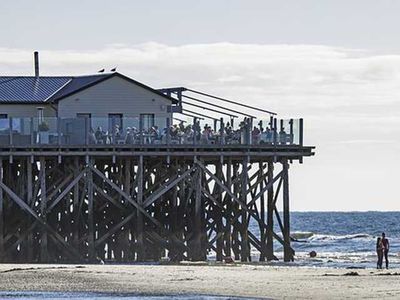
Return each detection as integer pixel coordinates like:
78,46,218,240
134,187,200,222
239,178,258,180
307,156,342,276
57,75,173,131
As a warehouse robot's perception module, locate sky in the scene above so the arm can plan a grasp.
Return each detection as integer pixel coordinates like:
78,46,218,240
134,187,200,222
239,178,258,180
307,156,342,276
1,0,399,211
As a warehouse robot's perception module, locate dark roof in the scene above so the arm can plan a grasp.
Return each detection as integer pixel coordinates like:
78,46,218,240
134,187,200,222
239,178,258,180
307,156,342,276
0,73,177,104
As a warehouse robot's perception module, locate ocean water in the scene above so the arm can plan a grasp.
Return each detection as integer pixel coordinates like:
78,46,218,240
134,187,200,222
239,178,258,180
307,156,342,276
0,292,257,300
251,211,400,269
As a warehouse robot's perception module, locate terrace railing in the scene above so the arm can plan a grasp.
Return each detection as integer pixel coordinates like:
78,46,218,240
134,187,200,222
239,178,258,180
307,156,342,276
0,117,303,147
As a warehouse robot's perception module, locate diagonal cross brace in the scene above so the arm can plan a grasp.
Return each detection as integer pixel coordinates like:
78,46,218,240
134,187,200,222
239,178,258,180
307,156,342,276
195,160,288,247
0,181,82,260
47,168,86,213
143,166,196,208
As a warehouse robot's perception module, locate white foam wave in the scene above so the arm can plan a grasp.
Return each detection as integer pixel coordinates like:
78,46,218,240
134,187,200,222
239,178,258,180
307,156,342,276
309,233,372,241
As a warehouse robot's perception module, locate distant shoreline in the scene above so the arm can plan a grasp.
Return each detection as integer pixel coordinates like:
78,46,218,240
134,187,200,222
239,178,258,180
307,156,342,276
0,263,399,299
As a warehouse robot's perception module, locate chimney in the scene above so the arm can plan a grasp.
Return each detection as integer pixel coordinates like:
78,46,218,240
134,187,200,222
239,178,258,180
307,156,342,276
34,51,39,78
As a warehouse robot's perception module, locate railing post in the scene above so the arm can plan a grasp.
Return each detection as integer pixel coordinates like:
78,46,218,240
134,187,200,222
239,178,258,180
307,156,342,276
85,118,89,146
289,119,294,145
299,118,304,146
166,117,171,145
30,117,34,145
248,118,253,145
9,118,13,146
139,117,144,145
193,117,198,146
219,118,224,145
57,117,61,146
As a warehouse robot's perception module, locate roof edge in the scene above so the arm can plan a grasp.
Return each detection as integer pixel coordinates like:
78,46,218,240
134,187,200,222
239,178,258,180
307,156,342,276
51,72,178,104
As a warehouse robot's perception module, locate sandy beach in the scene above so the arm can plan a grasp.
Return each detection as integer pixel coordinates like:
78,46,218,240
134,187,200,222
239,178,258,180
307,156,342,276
0,263,399,299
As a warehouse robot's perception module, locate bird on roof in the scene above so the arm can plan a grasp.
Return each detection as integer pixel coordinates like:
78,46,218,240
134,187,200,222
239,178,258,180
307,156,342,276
98,69,105,73
110,67,117,72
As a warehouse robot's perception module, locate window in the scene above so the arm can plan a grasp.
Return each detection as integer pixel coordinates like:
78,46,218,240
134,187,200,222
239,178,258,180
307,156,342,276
77,113,92,127
108,114,123,132
37,107,44,123
0,114,7,131
140,114,154,131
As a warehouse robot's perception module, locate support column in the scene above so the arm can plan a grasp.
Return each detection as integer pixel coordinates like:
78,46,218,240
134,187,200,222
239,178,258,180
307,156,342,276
136,155,144,261
26,158,33,261
240,156,250,262
224,158,232,258
73,158,80,252
87,159,95,261
266,161,275,260
193,165,204,261
39,157,48,262
282,160,293,262
215,161,223,261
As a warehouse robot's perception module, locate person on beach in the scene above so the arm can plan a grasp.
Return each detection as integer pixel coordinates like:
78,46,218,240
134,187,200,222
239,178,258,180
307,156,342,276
381,232,390,269
376,237,383,269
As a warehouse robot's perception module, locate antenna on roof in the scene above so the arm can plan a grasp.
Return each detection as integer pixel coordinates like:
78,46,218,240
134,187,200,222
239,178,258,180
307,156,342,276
34,51,39,78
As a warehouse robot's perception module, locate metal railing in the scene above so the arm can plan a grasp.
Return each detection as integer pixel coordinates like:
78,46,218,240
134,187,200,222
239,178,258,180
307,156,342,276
0,117,303,147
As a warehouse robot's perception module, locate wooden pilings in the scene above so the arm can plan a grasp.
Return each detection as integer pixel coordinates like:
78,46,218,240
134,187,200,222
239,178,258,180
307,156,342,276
0,154,295,263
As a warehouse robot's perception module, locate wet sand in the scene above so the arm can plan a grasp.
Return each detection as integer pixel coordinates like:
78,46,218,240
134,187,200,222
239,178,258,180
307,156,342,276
0,263,399,299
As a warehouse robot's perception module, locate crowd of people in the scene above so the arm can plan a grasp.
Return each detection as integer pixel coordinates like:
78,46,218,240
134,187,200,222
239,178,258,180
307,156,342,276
85,118,294,146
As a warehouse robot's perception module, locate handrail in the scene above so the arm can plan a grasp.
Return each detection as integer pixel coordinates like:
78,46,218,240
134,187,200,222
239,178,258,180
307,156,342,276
186,88,277,116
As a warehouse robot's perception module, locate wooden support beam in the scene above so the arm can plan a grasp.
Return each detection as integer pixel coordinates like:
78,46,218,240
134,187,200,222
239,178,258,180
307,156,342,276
190,165,202,261
143,166,196,208
47,170,85,212
39,157,48,262
26,158,33,261
282,160,293,262
136,155,144,261
266,161,275,261
87,160,95,261
240,156,250,262
0,181,81,260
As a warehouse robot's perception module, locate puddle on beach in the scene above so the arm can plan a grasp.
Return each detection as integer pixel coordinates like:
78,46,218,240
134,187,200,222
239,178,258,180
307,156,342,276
0,291,258,300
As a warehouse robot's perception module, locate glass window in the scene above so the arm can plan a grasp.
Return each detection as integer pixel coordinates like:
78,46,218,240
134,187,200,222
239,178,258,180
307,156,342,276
108,114,123,133
0,114,8,131
140,114,155,131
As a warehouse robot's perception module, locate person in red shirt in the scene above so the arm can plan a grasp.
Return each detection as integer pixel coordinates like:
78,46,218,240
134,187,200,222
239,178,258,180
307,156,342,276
381,232,390,269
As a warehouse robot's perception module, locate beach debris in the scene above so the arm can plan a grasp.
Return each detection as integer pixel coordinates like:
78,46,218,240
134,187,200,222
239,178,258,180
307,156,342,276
309,251,317,258
224,256,234,264
375,272,400,276
343,271,359,276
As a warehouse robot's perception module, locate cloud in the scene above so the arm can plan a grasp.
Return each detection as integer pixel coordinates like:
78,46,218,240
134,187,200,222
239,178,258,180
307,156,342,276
1,42,400,210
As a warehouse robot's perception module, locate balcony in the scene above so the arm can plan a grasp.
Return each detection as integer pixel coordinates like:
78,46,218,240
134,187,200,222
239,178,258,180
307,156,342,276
0,117,304,148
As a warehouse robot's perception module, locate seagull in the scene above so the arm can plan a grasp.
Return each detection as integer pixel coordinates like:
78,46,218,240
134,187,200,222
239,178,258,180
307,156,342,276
110,67,117,72
98,69,105,73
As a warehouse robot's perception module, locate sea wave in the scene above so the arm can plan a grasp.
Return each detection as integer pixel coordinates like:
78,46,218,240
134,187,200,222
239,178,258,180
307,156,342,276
291,231,315,240
309,233,372,241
